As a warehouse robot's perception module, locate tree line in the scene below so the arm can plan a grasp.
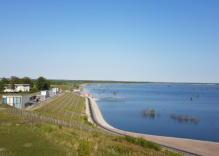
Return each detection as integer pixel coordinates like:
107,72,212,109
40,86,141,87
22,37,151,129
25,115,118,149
0,76,50,93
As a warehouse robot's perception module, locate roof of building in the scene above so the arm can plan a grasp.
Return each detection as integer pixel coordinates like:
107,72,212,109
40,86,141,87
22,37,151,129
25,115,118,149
2,94,30,97
14,84,30,86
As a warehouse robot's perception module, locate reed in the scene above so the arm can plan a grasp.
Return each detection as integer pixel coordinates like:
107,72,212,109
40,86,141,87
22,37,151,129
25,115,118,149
171,114,199,124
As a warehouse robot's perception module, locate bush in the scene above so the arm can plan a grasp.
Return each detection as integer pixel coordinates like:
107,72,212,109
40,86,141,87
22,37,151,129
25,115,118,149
83,116,88,121
137,138,161,151
124,136,161,151
78,140,94,156
124,136,137,144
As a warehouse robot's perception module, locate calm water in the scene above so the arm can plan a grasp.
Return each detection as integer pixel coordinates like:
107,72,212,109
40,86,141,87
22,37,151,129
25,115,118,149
84,84,219,142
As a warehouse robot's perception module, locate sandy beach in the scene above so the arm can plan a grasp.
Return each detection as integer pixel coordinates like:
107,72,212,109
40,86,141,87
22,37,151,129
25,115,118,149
81,88,219,156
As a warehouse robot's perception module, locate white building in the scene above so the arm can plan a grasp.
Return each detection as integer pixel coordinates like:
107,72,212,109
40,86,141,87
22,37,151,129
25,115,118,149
3,84,30,92
40,90,49,98
52,88,59,95
14,84,30,92
3,88,14,92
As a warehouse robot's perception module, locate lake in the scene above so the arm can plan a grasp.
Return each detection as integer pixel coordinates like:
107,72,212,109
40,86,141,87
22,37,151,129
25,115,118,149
84,83,219,142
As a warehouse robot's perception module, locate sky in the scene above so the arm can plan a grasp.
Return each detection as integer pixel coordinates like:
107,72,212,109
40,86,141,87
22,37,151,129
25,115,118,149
0,0,219,83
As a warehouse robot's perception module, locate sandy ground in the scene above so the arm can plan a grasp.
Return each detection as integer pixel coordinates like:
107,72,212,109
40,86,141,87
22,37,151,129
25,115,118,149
81,88,219,156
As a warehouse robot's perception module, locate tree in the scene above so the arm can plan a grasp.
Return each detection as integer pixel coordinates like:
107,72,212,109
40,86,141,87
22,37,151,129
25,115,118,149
10,76,20,89
21,77,34,88
0,77,9,92
1,77,9,84
36,77,50,90
0,80,4,92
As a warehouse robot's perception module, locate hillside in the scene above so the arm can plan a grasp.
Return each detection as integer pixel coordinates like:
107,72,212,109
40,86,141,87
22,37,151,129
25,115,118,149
0,93,182,156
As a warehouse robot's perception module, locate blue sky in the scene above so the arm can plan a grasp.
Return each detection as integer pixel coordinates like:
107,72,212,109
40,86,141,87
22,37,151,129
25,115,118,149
0,0,219,82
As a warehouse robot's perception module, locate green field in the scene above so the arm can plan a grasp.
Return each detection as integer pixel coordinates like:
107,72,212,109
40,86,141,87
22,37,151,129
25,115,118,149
51,83,79,90
0,93,182,156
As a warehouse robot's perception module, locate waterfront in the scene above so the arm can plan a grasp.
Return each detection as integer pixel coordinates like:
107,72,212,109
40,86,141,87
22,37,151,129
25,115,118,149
85,83,219,142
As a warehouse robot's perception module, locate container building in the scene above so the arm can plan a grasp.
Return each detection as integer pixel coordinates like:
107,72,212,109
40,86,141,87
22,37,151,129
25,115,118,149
2,95,31,109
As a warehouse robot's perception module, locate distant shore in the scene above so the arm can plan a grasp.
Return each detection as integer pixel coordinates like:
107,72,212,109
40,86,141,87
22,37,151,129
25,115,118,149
80,82,219,87
81,88,219,156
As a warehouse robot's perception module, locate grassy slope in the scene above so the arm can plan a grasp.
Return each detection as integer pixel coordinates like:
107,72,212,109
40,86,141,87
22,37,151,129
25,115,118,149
0,106,65,155
51,83,78,90
0,94,183,156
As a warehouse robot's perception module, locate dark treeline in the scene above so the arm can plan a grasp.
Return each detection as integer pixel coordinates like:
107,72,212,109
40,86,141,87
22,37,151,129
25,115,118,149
49,79,150,85
49,80,149,90
0,76,50,93
49,80,219,85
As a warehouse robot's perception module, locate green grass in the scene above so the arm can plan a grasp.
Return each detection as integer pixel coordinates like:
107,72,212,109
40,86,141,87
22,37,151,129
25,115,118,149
114,136,161,151
112,144,134,154
78,140,94,156
0,111,65,156
51,83,79,90
0,93,183,156
35,93,87,124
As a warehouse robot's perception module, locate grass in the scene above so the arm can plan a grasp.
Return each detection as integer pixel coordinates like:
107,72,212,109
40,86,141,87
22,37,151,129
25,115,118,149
115,136,161,151
51,83,79,90
78,140,94,156
0,110,65,156
35,93,87,124
112,144,133,154
0,93,183,156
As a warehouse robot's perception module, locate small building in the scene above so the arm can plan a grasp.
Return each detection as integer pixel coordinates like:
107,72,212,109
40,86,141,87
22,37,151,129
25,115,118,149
73,89,80,92
3,88,14,92
3,84,14,92
38,90,50,101
14,84,30,92
3,84,30,92
52,88,59,95
72,89,80,95
40,90,49,97
2,95,31,109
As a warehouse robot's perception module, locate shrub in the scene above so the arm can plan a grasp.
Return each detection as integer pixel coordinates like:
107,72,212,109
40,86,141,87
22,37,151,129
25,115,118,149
137,138,161,151
78,140,94,156
124,136,137,144
124,136,161,151
58,125,62,129
83,116,88,121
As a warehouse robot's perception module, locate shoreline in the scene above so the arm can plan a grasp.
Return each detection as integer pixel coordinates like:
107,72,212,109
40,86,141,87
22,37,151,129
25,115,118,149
81,88,219,156
80,82,219,86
